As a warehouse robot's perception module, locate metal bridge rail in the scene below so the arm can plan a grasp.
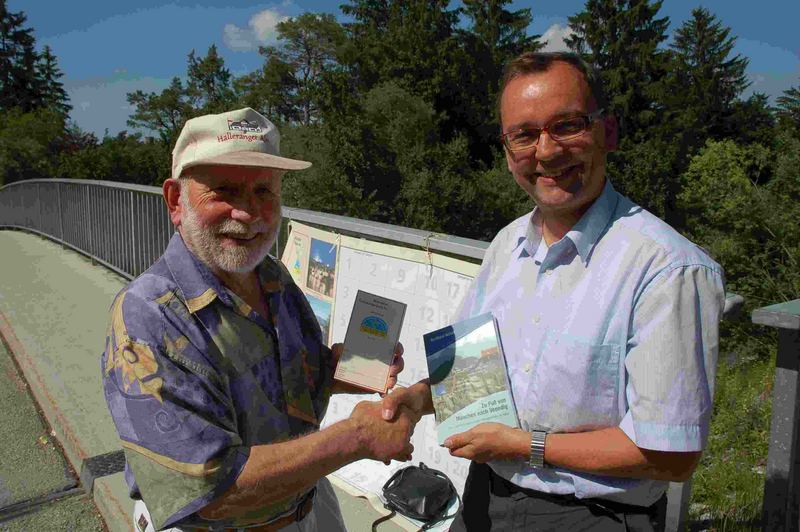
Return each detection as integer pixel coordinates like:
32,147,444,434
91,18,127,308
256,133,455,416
0,178,746,531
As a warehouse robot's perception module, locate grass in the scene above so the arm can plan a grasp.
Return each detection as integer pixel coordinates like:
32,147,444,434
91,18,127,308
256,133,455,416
689,334,775,531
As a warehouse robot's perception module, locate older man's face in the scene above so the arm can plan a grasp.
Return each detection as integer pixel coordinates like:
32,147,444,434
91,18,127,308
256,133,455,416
178,165,282,274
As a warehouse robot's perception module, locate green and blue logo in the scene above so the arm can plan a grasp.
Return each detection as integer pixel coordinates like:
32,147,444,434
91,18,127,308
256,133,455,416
360,316,388,337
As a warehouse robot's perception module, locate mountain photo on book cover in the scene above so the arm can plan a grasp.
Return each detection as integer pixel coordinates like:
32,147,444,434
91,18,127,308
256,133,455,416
424,313,518,444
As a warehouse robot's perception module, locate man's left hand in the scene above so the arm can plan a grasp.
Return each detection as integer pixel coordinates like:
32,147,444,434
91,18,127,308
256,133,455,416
444,423,529,463
331,342,404,392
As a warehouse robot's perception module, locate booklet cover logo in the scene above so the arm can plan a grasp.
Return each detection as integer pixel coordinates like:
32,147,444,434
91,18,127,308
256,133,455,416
360,316,388,337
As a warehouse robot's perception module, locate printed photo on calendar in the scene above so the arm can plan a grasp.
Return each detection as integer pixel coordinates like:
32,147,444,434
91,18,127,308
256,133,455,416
307,238,337,298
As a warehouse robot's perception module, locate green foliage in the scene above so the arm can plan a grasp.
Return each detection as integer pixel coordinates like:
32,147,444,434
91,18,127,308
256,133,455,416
186,45,235,114
57,131,170,185
34,46,71,116
257,13,346,125
0,107,65,185
692,352,772,529
567,0,670,140
776,85,800,129
678,139,798,303
127,77,193,146
0,1,70,116
667,8,749,146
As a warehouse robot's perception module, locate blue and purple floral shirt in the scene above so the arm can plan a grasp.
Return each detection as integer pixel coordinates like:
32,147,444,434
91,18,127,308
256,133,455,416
102,233,334,530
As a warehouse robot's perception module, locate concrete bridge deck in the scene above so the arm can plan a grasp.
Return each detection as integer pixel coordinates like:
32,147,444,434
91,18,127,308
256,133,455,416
0,230,407,532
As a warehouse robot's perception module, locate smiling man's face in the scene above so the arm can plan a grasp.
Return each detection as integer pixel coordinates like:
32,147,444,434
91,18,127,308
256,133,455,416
501,61,616,219
177,165,282,274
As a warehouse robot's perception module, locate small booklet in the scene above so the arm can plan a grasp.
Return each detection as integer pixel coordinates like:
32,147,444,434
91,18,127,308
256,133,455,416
334,290,407,393
423,312,519,445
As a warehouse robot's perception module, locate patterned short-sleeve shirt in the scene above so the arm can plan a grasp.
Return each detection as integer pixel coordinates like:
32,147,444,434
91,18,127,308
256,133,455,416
102,233,334,530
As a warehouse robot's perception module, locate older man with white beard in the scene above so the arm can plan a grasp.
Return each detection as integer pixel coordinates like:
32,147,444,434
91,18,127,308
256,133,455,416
101,108,416,532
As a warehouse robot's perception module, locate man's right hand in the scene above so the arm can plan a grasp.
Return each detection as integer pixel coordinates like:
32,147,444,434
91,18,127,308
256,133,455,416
349,400,418,464
381,380,434,421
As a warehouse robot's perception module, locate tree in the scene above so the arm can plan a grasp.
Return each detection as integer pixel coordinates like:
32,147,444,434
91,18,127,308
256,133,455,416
567,0,678,221
257,13,346,125
0,107,65,185
566,0,670,140
127,77,193,146
186,45,235,114
668,7,749,143
457,1,542,161
234,55,297,123
777,85,800,130
0,0,39,111
35,45,71,116
340,0,461,106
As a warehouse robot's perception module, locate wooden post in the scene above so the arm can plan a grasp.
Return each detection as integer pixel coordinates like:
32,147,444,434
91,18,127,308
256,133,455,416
753,300,800,531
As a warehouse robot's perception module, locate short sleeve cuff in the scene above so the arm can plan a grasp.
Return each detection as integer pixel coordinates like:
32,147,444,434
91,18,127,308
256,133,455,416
619,411,707,452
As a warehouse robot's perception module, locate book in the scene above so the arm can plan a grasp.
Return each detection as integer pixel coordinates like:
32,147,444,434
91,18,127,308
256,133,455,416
334,290,407,393
423,312,519,445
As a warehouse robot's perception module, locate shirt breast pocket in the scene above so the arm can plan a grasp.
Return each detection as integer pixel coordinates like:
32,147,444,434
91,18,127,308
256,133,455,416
531,337,621,433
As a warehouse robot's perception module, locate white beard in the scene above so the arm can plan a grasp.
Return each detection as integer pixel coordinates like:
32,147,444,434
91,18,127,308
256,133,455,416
179,192,277,274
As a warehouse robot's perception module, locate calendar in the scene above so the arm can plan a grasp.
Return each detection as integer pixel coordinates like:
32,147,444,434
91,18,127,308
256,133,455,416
280,221,480,518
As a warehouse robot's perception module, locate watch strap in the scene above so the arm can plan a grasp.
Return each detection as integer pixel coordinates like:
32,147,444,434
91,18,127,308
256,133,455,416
529,430,547,468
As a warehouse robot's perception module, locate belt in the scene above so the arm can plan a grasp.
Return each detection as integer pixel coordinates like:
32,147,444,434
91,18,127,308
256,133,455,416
233,487,316,532
487,465,664,522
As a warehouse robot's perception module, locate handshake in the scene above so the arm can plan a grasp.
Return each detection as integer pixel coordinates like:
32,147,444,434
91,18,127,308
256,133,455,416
335,342,519,466
333,342,433,464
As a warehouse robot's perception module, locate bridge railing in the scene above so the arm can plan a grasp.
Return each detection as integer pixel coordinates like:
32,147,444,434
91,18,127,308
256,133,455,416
0,178,748,531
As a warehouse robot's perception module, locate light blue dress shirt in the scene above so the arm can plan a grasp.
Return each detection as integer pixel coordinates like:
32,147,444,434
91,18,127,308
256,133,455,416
456,179,725,506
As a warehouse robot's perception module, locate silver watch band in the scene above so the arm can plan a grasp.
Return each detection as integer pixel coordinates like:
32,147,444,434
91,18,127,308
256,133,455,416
529,430,547,468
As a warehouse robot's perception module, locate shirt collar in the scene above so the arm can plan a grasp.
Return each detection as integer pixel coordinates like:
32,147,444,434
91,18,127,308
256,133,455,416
163,232,282,314
566,178,619,264
514,178,619,264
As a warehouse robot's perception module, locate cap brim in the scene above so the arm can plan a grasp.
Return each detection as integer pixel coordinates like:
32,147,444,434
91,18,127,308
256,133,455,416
186,151,312,171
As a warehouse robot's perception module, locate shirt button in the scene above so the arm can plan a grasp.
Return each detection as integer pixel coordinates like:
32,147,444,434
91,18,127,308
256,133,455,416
524,364,531,373
545,269,553,276
533,315,540,324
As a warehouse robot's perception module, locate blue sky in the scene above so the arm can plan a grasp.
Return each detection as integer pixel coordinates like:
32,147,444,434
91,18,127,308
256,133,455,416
12,0,799,137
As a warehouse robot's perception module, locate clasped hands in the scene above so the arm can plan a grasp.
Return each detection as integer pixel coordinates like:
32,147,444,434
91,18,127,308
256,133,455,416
332,342,419,464
380,382,529,463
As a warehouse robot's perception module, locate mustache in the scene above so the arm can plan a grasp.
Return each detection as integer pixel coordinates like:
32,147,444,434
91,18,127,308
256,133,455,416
215,219,270,237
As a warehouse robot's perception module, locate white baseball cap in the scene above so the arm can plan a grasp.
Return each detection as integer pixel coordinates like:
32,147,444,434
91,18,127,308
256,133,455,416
171,107,311,179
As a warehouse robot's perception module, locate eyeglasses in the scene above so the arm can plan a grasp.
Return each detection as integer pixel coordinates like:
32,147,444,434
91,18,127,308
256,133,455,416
501,109,604,152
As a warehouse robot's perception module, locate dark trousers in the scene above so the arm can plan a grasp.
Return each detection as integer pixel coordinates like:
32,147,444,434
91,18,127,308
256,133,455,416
450,462,666,532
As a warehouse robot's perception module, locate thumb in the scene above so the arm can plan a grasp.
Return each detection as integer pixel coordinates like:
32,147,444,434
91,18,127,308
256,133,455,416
381,393,400,420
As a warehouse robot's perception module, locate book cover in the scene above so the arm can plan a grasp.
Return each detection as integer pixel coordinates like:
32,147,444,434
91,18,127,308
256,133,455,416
334,290,407,393
423,312,519,445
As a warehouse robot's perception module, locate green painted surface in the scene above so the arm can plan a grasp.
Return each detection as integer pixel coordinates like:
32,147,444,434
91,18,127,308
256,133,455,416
0,337,75,508
0,493,105,531
758,299,800,316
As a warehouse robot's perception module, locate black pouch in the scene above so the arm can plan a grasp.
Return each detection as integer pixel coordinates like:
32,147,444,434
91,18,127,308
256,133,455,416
374,462,461,531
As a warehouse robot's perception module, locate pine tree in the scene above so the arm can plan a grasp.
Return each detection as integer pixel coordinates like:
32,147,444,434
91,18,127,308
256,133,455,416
127,77,193,146
669,7,749,142
777,85,800,129
566,0,670,140
0,0,38,111
186,45,234,114
459,0,542,159
256,13,346,126
35,45,71,116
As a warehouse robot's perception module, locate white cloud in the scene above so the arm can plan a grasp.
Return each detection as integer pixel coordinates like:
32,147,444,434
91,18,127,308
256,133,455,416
540,23,574,53
223,9,288,52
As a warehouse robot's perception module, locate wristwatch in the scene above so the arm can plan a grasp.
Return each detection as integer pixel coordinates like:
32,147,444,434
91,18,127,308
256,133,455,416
529,430,547,468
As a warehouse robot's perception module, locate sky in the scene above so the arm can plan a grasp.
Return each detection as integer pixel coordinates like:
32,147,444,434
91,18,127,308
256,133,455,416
11,0,800,137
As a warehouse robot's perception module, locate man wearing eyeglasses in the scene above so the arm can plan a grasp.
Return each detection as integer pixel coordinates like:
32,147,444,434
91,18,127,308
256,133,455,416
382,52,725,531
